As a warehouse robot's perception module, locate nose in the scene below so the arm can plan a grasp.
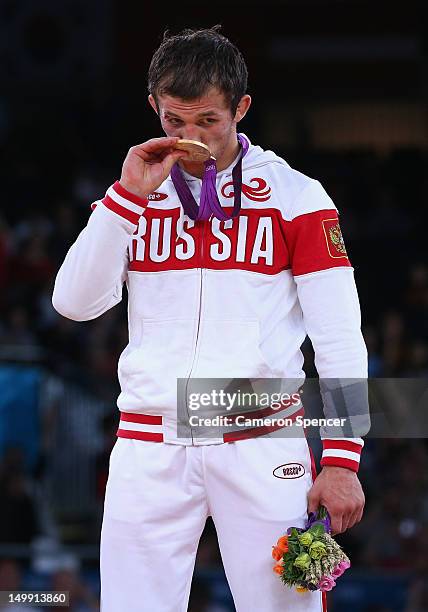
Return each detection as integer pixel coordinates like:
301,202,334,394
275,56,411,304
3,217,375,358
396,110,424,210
178,125,203,143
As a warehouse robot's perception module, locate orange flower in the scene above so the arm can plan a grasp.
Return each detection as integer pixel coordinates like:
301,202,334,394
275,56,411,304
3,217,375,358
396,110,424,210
272,546,283,562
276,535,289,553
273,563,284,575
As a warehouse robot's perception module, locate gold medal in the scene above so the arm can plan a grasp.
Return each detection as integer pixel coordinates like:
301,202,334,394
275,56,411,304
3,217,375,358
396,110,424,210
174,139,213,162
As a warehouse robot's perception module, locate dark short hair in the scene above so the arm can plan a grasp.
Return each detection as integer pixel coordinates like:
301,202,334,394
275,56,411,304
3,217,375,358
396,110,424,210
148,26,248,115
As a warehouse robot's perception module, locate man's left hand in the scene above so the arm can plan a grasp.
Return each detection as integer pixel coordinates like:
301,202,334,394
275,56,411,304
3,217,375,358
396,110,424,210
307,465,365,535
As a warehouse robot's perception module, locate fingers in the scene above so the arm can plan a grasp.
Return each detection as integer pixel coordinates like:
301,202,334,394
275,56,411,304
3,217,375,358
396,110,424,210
355,503,365,524
120,137,190,196
345,510,360,531
132,137,181,154
332,501,365,534
347,502,365,530
341,490,365,532
340,513,352,533
307,483,322,515
130,138,191,167
307,486,364,535
329,512,344,536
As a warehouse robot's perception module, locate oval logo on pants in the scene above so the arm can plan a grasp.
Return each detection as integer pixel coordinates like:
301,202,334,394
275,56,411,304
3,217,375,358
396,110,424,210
273,463,305,479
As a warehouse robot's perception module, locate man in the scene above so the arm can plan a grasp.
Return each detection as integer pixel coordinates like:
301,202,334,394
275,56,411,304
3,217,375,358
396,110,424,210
52,27,367,612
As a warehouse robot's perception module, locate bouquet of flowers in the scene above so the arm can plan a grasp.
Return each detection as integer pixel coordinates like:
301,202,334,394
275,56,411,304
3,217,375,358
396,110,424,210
272,506,350,593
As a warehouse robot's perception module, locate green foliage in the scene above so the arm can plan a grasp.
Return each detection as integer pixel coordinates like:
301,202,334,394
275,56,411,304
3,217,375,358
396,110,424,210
308,524,325,539
280,555,305,586
318,505,328,520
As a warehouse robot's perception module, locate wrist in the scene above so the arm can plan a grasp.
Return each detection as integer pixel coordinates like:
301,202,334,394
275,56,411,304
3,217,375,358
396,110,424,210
321,465,357,474
118,179,148,200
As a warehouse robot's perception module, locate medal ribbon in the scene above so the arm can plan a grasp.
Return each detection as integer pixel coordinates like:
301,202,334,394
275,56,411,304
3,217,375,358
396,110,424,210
170,133,249,221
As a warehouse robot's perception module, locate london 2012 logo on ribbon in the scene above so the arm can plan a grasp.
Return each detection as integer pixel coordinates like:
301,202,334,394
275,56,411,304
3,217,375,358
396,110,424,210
221,177,272,202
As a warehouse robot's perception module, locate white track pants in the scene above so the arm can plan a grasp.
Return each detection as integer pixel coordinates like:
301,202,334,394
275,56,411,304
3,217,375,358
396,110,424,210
100,436,324,611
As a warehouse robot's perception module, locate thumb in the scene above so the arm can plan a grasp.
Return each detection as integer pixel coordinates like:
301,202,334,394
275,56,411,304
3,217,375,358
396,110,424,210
307,487,321,515
162,150,187,175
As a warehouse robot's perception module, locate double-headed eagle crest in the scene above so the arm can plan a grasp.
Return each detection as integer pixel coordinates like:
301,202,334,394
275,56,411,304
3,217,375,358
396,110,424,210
328,223,347,255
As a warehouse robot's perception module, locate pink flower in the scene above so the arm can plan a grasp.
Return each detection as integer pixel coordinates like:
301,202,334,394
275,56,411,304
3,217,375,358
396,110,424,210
338,560,351,573
331,559,351,579
331,565,344,579
318,576,336,592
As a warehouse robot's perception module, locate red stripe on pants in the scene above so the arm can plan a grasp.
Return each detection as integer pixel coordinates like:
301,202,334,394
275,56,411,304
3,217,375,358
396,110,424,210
307,444,328,612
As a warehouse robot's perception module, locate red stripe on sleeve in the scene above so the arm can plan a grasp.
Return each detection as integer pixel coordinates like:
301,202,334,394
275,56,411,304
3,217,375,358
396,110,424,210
320,455,360,472
112,181,148,208
102,194,141,225
286,209,351,276
322,439,363,454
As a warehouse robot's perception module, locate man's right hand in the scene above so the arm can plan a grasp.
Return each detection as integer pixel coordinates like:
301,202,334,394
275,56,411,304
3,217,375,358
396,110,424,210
119,137,188,199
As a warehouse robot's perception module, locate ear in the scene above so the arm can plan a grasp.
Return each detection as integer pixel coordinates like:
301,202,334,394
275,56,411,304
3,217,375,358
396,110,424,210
148,94,159,115
234,95,252,123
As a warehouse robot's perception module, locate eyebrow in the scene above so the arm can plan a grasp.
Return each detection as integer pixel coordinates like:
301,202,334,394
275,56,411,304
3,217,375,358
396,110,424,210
164,110,219,119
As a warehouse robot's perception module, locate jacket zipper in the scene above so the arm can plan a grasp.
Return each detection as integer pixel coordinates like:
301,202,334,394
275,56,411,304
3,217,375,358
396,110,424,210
184,218,207,443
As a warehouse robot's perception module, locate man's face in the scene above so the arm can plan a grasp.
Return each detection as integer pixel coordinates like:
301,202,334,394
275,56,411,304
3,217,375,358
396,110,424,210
149,87,242,163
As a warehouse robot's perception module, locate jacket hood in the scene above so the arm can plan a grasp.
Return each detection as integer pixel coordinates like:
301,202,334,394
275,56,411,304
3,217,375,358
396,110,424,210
239,133,288,173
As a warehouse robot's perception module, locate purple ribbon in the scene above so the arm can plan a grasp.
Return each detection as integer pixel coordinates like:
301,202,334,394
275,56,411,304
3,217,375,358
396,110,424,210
286,506,332,536
305,510,332,534
170,133,249,221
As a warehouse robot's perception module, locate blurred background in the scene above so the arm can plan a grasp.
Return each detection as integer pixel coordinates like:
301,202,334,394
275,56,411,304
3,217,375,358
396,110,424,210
1,0,427,610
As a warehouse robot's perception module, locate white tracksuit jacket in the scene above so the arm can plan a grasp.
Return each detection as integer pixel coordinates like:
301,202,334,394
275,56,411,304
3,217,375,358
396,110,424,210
52,134,368,472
